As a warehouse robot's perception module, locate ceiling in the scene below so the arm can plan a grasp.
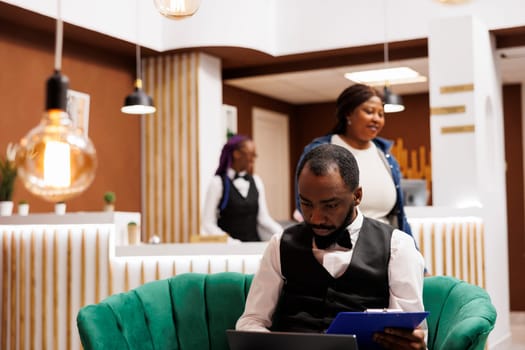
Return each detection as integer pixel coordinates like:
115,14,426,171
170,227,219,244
223,45,525,105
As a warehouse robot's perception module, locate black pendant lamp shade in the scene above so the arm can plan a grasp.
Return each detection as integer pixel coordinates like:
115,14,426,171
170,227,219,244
383,86,405,113
121,43,156,115
121,79,156,115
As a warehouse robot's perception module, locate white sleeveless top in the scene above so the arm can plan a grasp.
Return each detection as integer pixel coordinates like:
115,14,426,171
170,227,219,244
332,135,396,224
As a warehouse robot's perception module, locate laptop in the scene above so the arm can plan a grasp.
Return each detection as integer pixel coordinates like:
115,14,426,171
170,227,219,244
226,329,358,350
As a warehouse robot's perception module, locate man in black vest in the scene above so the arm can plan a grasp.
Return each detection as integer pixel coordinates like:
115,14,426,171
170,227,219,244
236,144,426,349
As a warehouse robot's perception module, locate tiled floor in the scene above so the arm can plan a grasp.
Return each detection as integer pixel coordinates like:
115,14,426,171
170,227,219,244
510,312,525,350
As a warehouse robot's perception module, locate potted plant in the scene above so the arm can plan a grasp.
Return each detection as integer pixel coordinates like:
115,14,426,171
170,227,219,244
0,143,17,216
17,199,29,216
103,191,116,212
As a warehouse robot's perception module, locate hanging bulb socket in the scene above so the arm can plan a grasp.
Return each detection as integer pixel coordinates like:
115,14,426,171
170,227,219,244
46,70,69,110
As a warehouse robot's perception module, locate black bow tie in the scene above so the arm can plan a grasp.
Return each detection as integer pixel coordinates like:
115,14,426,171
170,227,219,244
314,229,352,249
234,172,249,180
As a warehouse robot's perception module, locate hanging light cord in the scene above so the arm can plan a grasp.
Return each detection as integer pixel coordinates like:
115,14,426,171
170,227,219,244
134,0,143,87
54,0,63,72
383,0,389,68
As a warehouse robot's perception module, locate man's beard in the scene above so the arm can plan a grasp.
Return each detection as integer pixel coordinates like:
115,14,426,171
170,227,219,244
308,205,356,243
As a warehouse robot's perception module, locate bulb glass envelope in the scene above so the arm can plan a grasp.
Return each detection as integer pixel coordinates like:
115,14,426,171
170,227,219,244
154,0,201,19
15,109,97,202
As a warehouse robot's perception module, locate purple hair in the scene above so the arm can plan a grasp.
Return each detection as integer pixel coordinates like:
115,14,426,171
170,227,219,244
215,135,251,176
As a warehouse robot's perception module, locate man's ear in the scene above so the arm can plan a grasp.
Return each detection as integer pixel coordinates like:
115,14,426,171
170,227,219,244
353,187,363,206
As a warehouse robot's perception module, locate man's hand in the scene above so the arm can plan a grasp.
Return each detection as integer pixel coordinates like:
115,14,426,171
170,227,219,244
373,327,426,350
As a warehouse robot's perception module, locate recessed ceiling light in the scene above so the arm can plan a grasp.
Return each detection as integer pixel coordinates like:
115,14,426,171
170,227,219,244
344,67,427,86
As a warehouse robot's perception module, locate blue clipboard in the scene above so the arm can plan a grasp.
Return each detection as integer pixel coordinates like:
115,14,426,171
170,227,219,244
326,311,429,350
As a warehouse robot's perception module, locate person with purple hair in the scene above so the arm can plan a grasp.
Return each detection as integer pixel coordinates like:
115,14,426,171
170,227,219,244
201,135,282,242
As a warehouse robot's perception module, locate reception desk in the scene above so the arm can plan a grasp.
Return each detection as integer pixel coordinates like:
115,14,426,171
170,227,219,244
0,208,485,350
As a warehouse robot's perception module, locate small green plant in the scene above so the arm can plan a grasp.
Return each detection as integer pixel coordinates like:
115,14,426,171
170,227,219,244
0,144,17,202
18,199,28,205
128,221,137,227
103,191,116,204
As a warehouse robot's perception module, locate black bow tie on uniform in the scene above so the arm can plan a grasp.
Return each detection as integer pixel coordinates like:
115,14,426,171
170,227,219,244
314,229,352,249
234,172,249,180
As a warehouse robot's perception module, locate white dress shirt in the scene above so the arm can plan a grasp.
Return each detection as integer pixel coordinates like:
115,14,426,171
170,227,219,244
201,168,283,241
236,209,426,331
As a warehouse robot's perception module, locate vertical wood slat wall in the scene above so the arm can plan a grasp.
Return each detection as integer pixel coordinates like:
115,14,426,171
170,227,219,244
142,52,200,244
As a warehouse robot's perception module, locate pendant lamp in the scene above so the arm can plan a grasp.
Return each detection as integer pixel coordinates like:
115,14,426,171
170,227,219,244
381,0,405,113
154,0,201,19
15,1,97,202
121,44,156,115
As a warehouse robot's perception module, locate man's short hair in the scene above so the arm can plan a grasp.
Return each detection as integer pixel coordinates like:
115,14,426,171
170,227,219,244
297,144,359,191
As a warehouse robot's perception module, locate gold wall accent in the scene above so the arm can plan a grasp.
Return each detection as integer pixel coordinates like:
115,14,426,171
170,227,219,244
441,125,475,134
440,83,474,94
143,52,200,243
430,105,466,115
155,261,160,281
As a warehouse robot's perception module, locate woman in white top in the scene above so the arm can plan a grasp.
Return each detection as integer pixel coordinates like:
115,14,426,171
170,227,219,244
295,83,413,238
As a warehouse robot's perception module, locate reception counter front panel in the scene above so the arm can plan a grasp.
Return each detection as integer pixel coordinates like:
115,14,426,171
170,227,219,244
0,208,484,350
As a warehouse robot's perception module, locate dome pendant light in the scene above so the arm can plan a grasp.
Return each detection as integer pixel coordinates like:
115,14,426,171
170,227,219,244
122,0,156,115
15,1,97,202
383,85,405,113
154,0,201,19
121,45,156,115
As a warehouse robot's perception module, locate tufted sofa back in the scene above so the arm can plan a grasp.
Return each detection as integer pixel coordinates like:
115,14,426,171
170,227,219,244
423,275,497,350
77,272,253,350
77,273,496,350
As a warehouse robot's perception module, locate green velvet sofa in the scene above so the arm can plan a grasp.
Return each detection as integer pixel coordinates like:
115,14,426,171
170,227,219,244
77,273,496,350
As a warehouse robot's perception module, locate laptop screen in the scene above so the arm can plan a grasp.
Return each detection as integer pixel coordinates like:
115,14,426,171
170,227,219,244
226,329,358,350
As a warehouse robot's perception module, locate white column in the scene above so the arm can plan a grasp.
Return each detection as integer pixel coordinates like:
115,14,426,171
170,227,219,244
197,53,223,217
428,16,510,349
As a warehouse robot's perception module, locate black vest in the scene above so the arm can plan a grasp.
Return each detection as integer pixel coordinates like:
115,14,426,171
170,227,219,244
218,176,260,241
271,218,392,332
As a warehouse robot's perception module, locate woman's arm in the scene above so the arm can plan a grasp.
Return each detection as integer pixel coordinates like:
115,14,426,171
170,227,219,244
200,175,227,235
253,175,283,241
